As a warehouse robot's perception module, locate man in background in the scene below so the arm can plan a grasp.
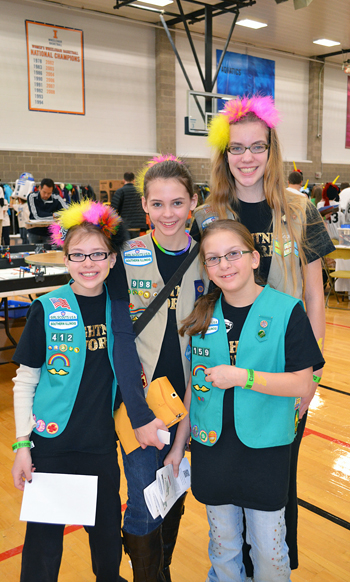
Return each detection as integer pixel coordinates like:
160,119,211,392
27,178,67,244
287,171,307,197
111,172,147,238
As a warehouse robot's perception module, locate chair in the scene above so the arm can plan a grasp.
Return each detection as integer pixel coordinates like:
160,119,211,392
324,248,350,309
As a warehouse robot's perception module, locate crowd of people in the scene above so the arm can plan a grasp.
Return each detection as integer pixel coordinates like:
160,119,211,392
10,96,337,582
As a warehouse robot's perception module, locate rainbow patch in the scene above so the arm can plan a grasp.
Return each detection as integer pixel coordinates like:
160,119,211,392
193,364,207,377
47,353,70,367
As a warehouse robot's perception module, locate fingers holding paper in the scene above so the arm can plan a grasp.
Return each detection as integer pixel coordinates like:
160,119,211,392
134,417,168,450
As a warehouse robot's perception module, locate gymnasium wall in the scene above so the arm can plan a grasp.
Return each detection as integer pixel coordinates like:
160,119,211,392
1,0,350,194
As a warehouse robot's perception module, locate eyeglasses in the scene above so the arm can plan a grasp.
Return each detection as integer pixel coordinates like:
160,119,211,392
203,250,252,267
227,143,270,155
67,252,111,262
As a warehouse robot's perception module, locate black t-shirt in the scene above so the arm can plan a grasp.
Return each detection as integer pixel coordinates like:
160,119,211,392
191,295,325,511
108,240,189,401
14,289,116,456
190,200,335,283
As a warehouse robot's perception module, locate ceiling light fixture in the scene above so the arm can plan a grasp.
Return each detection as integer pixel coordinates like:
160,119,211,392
236,19,267,30
313,39,341,47
136,0,173,6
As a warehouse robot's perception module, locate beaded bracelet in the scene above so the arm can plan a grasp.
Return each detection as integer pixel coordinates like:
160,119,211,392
12,441,33,453
244,369,255,390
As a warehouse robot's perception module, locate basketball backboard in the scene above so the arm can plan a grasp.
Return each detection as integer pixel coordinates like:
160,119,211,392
184,90,235,136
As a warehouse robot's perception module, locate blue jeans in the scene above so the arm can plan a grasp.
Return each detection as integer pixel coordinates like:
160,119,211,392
206,504,291,582
121,424,177,536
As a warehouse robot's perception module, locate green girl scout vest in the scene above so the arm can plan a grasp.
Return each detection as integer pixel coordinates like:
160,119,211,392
32,283,117,438
122,233,208,395
193,197,304,299
190,285,302,449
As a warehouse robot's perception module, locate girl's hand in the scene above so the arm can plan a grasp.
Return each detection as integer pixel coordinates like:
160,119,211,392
11,448,34,491
164,443,184,478
205,365,245,389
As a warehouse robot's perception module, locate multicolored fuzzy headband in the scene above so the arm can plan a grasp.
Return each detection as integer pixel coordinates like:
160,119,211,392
135,154,183,195
49,200,121,247
208,95,280,153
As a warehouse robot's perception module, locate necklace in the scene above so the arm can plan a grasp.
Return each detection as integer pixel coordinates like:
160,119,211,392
152,229,191,256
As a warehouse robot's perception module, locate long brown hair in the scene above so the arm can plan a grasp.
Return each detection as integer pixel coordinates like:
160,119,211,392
207,112,309,296
179,220,259,338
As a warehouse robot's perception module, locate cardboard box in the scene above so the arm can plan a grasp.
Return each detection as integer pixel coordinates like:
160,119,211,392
99,180,123,203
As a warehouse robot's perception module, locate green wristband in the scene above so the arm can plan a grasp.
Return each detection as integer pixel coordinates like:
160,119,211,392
313,374,321,384
12,441,32,453
244,369,255,390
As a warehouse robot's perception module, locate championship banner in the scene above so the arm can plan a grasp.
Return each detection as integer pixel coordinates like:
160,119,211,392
25,20,85,115
346,76,350,148
216,50,275,101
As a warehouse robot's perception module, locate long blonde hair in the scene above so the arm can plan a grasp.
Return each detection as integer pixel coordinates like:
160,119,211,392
207,112,309,296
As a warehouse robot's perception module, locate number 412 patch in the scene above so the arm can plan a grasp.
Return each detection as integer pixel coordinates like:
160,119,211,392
51,333,73,342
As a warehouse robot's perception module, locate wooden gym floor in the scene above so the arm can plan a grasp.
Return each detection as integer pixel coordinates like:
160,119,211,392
0,295,349,581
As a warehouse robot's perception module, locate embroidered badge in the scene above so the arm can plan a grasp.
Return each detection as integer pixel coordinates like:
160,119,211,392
193,384,210,392
49,297,71,310
124,248,153,266
46,422,58,434
128,240,147,250
191,425,199,438
36,419,46,432
208,430,217,444
201,217,216,230
49,310,78,331
206,317,219,335
193,347,210,357
193,364,207,377
260,320,268,328
199,430,208,443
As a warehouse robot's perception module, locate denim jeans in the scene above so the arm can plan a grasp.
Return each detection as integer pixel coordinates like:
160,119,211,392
205,504,291,582
121,424,177,536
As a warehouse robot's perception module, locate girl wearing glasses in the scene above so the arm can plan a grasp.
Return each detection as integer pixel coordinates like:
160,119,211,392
165,219,324,582
190,96,334,572
11,200,129,582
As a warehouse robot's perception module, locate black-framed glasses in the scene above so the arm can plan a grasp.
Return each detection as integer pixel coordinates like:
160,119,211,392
227,143,270,155
67,252,111,262
204,250,252,267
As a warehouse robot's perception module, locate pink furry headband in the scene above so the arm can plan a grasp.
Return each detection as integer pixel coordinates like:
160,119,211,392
49,200,121,247
208,95,280,153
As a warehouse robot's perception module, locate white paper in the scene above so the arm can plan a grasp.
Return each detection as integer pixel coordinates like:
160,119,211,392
157,428,171,445
20,472,98,526
144,457,191,519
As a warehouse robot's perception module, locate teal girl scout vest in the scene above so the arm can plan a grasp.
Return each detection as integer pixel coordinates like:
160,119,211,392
32,283,117,438
190,285,303,449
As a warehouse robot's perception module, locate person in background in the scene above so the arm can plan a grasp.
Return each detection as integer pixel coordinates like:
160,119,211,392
27,178,67,244
286,171,306,197
111,172,148,238
310,185,322,207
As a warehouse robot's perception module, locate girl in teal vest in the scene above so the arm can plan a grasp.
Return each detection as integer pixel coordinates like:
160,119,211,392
165,220,324,582
11,201,129,582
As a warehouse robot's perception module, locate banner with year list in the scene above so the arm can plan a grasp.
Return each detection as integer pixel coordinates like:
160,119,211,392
26,20,85,115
